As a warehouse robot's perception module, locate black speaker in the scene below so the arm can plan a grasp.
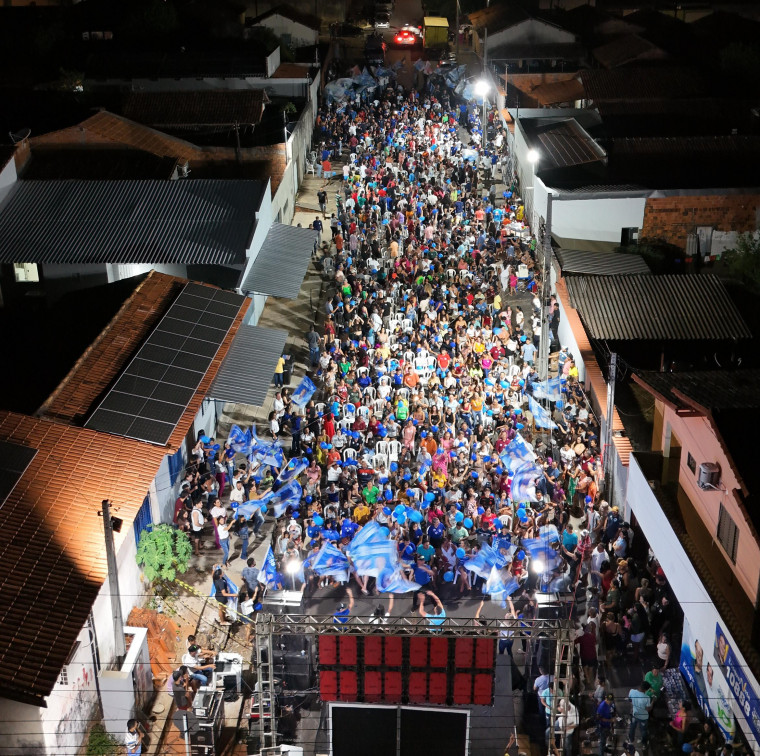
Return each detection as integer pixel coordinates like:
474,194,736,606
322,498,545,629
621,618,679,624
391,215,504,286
276,650,314,691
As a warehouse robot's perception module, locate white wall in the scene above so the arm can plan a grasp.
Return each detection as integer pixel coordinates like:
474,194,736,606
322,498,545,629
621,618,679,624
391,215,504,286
0,152,18,192
488,18,575,50
256,17,318,47
553,283,586,384
627,455,760,754
106,263,188,284
550,194,647,245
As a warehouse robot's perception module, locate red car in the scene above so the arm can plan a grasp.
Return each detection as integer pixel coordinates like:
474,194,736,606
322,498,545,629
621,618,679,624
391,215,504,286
394,26,421,45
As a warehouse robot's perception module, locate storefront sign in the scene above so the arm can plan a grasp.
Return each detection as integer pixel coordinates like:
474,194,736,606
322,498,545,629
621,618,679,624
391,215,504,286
715,624,760,745
680,617,736,742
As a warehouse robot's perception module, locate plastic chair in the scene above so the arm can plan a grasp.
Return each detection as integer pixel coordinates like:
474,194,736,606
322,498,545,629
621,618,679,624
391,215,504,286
343,448,358,462
387,440,402,462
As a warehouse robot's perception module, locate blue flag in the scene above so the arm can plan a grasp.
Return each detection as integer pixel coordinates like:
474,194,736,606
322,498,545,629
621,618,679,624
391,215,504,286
264,478,303,518
228,424,253,455
464,543,508,580
276,456,308,487
499,433,536,473
249,425,284,468
532,376,563,402
347,521,397,577
311,542,350,582
377,566,421,593
529,396,556,430
258,546,279,588
233,499,266,519
484,565,520,598
511,462,540,503
291,375,317,409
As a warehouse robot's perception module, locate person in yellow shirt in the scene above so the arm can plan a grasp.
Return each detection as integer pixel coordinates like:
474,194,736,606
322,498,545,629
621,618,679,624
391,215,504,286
274,355,285,387
353,502,371,525
493,292,502,313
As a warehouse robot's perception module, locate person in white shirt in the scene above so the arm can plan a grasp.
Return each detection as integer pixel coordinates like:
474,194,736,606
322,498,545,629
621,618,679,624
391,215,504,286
125,719,143,755
229,480,246,506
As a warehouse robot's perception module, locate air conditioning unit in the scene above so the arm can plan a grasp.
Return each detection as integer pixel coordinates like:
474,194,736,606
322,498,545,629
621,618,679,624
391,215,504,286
697,462,720,490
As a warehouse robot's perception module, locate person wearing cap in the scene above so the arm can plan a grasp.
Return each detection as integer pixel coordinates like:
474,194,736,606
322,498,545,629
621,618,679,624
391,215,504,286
620,742,640,756
333,587,355,624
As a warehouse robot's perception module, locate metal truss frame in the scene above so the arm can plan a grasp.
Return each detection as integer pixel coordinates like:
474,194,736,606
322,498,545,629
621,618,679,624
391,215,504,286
253,613,575,755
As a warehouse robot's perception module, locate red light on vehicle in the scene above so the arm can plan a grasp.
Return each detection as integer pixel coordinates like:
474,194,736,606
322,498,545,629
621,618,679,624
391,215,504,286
395,35,402,42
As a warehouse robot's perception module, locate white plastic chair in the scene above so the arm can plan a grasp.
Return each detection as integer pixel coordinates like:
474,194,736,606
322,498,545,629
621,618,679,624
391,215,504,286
447,268,456,280
356,366,369,379
357,405,371,420
498,515,513,530
372,453,388,470
387,440,402,462
343,447,358,462
305,159,316,176
395,387,410,401
402,319,414,334
343,403,356,418
363,386,377,401
338,417,353,431
375,441,389,456
404,350,416,365
315,402,326,415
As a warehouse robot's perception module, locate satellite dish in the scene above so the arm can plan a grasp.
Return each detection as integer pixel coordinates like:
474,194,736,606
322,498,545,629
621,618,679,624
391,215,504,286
9,128,31,144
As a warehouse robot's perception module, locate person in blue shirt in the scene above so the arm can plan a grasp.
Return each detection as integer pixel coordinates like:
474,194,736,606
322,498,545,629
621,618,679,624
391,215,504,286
427,516,445,549
416,590,446,628
596,693,616,756
561,524,579,563
333,587,355,624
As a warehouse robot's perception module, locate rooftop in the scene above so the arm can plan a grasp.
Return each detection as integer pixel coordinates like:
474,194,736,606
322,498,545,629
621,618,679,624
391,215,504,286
0,178,264,266
38,271,250,450
247,3,321,31
0,411,167,705
592,34,667,68
520,118,606,171
19,147,178,180
579,66,705,102
554,248,651,276
565,274,752,342
122,90,268,129
528,78,585,107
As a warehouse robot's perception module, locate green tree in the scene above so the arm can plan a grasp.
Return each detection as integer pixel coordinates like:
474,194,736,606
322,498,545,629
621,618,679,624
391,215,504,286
722,232,760,291
615,237,685,274
86,724,119,756
135,523,192,582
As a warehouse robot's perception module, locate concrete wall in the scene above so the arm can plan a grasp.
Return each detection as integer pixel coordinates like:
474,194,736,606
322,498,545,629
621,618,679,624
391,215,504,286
486,18,575,54
256,17,319,47
106,263,188,283
657,406,760,604
642,194,760,249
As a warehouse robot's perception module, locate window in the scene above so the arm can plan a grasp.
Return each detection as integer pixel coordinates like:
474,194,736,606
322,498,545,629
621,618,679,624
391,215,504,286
687,452,696,474
133,493,153,546
717,503,738,563
13,263,39,282
57,642,81,686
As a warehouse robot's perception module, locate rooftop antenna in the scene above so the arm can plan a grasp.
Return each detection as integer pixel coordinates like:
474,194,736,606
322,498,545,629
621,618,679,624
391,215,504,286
9,127,31,144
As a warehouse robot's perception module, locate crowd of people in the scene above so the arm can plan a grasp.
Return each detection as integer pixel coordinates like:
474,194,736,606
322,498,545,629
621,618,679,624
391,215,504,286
165,79,736,756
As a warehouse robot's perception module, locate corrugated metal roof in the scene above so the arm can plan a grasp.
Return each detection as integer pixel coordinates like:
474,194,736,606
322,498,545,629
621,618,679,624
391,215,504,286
0,179,263,265
210,324,288,406
580,67,704,102
240,222,318,299
555,249,650,276
565,274,751,341
592,34,665,69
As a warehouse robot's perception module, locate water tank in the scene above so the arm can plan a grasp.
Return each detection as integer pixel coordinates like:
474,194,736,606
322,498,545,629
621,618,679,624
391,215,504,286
698,462,720,490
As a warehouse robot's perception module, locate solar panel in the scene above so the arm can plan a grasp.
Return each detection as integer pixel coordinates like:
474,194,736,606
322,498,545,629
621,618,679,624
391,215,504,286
85,283,244,445
0,441,38,506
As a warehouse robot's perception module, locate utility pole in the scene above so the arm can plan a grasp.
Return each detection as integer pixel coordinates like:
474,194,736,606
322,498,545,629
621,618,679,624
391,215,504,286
455,0,460,59
604,353,618,502
537,191,553,383
102,499,126,663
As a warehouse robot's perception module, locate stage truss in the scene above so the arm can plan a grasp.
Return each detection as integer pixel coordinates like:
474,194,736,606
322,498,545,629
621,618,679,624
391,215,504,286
253,613,576,755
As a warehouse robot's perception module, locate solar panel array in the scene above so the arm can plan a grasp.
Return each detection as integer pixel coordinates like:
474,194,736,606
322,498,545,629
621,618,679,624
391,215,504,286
0,441,37,506
537,121,603,168
85,283,245,445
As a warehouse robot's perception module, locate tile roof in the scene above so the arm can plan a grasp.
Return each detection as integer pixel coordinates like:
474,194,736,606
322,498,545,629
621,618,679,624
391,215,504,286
529,78,584,106
32,110,205,163
555,248,650,276
565,274,752,341
247,4,321,31
592,34,666,68
38,271,251,450
0,179,263,265
271,63,312,79
580,66,705,102
122,90,268,129
0,412,167,704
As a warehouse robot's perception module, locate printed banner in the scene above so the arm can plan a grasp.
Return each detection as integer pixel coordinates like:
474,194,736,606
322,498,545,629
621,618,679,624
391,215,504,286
291,375,317,409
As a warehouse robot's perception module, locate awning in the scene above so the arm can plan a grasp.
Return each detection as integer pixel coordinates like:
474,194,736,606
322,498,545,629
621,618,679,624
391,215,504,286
239,222,318,299
209,324,288,406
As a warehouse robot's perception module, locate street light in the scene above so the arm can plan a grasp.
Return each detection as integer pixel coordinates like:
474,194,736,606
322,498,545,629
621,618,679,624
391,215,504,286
526,148,540,164
285,558,302,591
474,78,490,157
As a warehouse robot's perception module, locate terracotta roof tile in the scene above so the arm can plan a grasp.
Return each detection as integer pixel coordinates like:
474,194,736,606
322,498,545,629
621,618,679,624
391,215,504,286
0,413,167,703
39,270,251,450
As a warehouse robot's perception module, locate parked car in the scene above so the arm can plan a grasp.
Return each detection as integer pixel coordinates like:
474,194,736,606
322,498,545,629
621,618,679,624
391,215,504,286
374,10,391,28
